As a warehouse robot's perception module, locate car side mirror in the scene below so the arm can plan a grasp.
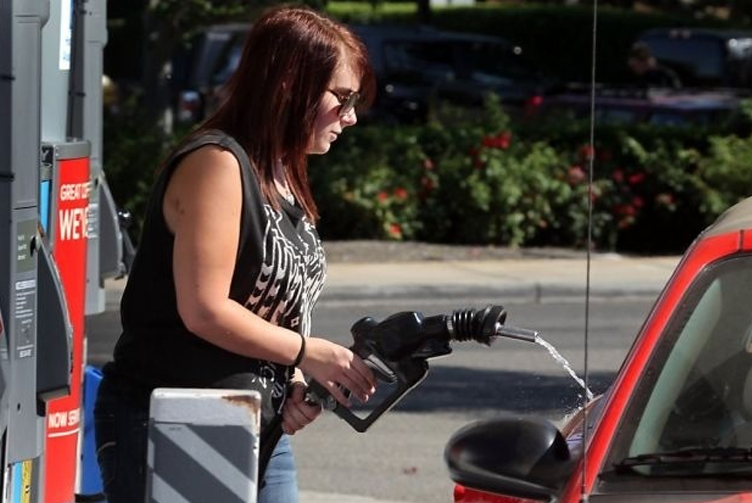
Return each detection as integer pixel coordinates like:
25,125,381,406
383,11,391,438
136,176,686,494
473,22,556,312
444,415,573,501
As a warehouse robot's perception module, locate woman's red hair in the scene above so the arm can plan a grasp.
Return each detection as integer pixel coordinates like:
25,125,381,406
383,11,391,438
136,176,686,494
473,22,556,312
200,5,376,221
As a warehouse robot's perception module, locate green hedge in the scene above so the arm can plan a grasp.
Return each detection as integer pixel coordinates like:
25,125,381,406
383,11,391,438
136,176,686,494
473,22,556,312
104,93,752,254
309,96,752,253
103,94,752,255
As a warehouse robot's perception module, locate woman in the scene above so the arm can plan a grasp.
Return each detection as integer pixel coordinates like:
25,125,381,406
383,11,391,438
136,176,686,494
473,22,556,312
94,6,378,502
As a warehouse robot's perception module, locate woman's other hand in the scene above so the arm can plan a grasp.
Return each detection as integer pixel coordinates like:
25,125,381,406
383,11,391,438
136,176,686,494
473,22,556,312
281,381,322,435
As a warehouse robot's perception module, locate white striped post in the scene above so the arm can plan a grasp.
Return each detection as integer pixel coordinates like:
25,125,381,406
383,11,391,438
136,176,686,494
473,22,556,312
146,388,262,503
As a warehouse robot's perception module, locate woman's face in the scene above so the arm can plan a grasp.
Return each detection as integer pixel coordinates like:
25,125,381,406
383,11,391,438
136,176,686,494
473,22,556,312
307,63,360,155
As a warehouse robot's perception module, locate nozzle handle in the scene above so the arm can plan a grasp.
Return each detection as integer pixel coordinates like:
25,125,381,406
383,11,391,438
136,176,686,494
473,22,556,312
494,323,538,343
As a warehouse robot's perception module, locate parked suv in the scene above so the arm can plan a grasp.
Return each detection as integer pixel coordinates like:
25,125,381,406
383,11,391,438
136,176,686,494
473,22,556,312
538,85,744,128
635,27,752,88
171,23,553,125
351,24,554,123
170,23,250,125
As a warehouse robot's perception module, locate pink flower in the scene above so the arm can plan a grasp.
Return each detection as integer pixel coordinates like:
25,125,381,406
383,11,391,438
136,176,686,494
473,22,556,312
497,131,511,150
394,187,408,200
618,216,635,229
614,204,637,217
377,191,388,202
628,172,646,185
388,223,402,239
481,131,512,150
655,193,676,208
421,176,435,191
567,165,586,185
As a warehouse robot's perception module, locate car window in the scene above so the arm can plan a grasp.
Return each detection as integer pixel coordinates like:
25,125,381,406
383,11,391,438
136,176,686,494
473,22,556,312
383,40,456,84
191,31,236,87
649,111,690,127
211,40,243,86
604,254,752,483
458,41,537,84
641,35,726,85
597,108,641,124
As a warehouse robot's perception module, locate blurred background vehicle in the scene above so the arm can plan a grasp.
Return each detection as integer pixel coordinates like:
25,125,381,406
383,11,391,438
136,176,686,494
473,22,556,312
350,24,556,123
170,23,752,129
445,195,752,503
170,22,556,126
634,27,752,89
170,23,250,125
537,85,745,128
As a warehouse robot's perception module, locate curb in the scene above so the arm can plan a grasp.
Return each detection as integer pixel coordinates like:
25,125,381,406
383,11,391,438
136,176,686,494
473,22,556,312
104,255,678,307
317,282,665,303
104,280,666,308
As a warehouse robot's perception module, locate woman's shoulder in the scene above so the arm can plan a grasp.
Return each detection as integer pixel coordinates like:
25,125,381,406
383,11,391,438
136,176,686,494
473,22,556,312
171,129,244,171
176,128,240,155
181,142,239,168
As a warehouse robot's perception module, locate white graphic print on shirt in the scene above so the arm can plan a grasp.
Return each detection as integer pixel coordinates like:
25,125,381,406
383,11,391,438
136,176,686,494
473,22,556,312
244,205,326,404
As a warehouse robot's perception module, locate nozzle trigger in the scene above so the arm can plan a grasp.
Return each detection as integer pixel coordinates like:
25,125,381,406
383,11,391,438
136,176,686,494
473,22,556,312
365,354,398,383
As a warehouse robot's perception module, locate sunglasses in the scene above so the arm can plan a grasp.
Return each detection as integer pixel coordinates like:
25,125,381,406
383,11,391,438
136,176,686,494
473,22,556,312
327,89,361,117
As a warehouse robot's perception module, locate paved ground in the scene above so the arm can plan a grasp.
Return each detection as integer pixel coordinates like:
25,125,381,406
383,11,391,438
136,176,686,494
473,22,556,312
319,240,679,307
106,241,680,305
102,240,683,503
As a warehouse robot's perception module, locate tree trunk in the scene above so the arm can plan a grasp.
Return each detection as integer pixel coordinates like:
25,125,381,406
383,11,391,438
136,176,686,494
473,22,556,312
417,0,432,24
141,4,178,134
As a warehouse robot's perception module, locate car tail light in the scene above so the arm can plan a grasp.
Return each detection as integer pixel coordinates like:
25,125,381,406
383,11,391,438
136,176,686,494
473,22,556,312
525,95,544,108
454,484,467,501
176,90,202,124
454,484,543,503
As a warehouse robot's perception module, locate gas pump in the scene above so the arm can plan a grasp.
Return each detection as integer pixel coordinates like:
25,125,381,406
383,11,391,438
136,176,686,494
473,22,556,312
68,1,119,500
38,0,90,500
1,1,73,502
2,0,122,501
68,0,124,314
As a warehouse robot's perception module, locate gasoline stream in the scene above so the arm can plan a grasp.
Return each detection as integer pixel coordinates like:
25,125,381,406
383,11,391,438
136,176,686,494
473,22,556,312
534,335,594,401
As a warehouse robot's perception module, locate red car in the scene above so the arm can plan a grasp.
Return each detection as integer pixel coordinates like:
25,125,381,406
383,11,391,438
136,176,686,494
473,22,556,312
445,195,752,503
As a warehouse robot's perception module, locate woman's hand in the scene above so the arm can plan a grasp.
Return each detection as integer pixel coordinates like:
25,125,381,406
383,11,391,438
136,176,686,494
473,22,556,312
281,381,321,435
298,337,377,407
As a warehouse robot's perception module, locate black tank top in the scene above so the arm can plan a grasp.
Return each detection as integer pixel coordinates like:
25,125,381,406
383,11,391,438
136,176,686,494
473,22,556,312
102,130,326,431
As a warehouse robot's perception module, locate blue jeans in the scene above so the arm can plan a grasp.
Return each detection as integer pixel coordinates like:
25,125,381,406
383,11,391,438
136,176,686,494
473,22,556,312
258,435,298,503
94,376,297,503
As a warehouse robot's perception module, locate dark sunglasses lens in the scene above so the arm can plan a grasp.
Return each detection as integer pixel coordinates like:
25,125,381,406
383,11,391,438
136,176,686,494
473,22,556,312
340,93,360,116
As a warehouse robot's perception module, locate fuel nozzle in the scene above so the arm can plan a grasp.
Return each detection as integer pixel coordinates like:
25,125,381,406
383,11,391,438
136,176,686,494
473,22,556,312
494,324,539,343
448,305,538,344
307,304,540,433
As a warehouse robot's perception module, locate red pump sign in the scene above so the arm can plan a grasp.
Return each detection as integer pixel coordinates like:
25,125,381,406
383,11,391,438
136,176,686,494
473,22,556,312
45,151,90,503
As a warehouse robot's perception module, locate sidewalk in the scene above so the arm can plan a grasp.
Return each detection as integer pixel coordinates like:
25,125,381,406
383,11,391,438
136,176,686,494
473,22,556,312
321,254,679,302
106,252,681,306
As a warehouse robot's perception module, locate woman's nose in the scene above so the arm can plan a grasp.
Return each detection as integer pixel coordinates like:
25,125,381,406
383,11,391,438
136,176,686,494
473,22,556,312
341,107,357,126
